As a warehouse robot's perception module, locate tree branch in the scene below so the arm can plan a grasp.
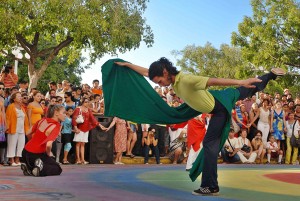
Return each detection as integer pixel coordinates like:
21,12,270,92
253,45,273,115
37,36,74,77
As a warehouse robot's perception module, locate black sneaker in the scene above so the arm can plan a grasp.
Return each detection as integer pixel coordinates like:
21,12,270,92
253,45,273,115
192,187,219,196
21,163,32,176
266,161,270,164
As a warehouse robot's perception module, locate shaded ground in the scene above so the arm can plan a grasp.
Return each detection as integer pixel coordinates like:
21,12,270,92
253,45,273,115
0,164,299,201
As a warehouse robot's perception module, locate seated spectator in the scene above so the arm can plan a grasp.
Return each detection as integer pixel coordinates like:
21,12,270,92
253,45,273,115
266,135,283,164
168,123,187,164
237,129,257,164
221,129,240,163
251,130,266,164
143,127,161,164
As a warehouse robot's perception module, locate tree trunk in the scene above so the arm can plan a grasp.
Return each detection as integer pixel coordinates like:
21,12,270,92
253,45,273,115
28,72,40,90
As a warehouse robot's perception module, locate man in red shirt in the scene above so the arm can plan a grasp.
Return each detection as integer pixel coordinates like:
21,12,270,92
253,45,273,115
0,64,18,89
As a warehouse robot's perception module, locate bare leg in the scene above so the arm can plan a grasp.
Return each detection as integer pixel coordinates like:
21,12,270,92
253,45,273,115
75,143,81,163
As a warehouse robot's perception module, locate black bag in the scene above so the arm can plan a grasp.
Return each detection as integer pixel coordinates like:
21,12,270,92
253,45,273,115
241,144,251,153
290,121,300,148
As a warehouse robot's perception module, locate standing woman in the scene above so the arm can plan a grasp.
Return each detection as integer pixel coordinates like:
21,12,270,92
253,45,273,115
248,103,260,141
270,101,286,150
21,105,66,177
105,117,127,164
251,99,271,146
27,91,44,128
72,97,106,164
6,92,30,166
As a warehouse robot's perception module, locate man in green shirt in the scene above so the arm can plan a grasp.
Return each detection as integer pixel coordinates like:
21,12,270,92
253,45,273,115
115,57,285,196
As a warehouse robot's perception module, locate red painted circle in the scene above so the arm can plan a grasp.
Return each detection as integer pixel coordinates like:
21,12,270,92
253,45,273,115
264,173,300,185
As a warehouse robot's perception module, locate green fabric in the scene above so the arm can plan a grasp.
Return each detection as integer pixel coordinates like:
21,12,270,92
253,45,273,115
101,58,240,181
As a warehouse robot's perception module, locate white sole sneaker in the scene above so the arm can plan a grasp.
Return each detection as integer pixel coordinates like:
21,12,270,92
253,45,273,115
271,68,286,76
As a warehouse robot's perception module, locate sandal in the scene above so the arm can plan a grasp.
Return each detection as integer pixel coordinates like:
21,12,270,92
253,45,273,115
62,160,70,165
76,161,82,165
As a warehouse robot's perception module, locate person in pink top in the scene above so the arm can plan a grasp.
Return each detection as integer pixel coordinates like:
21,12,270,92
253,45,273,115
72,97,106,164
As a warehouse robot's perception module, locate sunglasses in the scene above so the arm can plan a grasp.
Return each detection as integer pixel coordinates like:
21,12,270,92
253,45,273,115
23,97,28,99
41,102,45,104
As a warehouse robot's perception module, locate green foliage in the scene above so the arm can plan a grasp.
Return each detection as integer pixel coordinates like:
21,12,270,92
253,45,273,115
17,56,86,94
0,0,153,88
232,0,300,69
172,43,252,89
231,0,300,95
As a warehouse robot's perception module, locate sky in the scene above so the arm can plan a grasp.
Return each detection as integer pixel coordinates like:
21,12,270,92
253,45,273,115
81,0,253,85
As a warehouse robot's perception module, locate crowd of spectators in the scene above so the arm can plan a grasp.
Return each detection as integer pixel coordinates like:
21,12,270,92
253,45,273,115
0,65,299,167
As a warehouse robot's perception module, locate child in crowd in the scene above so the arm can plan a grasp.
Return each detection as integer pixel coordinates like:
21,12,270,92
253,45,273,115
266,135,283,164
61,107,74,164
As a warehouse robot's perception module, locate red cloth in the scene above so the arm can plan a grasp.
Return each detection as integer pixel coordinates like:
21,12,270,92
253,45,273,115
25,118,61,153
72,107,99,132
187,114,207,152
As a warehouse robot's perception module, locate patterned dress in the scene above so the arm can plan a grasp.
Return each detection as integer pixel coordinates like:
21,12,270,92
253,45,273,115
272,110,285,140
113,117,127,153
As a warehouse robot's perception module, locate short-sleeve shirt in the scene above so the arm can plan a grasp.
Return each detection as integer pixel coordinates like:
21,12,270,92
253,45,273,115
172,72,215,113
267,141,279,152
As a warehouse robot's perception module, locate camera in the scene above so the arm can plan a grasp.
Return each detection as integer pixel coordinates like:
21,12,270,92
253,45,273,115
2,64,12,74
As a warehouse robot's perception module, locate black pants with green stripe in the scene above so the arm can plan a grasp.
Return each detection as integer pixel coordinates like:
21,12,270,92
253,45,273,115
201,72,276,189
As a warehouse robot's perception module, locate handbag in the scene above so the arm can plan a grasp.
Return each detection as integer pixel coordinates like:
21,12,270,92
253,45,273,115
75,108,84,124
231,117,240,133
241,144,251,153
290,121,300,148
225,138,235,157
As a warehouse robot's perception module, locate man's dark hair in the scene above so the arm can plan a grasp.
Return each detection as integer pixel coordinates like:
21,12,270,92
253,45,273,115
148,57,179,80
0,82,4,86
48,81,57,86
93,79,99,84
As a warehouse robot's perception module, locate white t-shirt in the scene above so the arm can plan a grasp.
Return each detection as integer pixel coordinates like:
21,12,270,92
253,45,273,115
286,120,300,138
267,141,279,152
224,137,239,152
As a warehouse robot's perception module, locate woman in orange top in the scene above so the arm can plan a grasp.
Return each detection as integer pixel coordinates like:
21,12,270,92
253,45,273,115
6,92,29,166
27,91,44,128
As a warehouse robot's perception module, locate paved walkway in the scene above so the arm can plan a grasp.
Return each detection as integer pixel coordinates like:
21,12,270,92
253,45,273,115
0,164,299,201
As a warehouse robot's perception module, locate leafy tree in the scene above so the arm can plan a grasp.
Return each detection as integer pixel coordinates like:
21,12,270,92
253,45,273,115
172,43,251,88
231,0,300,94
0,0,153,89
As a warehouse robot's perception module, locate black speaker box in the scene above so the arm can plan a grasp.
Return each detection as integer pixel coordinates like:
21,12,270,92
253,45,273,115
89,116,114,164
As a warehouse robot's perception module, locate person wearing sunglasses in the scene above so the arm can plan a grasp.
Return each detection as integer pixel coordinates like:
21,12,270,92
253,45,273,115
143,127,161,164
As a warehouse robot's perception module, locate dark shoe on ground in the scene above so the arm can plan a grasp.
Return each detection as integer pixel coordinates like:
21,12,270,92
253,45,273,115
32,158,43,177
130,154,135,158
21,163,32,176
192,187,220,196
271,68,286,76
266,161,270,164
32,167,40,177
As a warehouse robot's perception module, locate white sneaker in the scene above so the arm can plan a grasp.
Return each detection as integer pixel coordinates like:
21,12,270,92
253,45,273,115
11,162,18,167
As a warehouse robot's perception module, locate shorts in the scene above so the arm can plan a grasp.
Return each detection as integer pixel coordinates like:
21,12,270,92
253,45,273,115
62,133,73,144
73,131,89,143
271,152,279,158
141,124,150,132
130,124,137,133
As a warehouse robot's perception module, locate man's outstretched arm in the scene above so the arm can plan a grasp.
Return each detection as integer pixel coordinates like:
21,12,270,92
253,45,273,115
115,62,149,77
207,77,262,88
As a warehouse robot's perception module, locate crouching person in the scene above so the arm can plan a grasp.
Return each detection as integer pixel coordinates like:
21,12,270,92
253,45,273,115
143,127,161,164
21,105,66,177
221,129,240,163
